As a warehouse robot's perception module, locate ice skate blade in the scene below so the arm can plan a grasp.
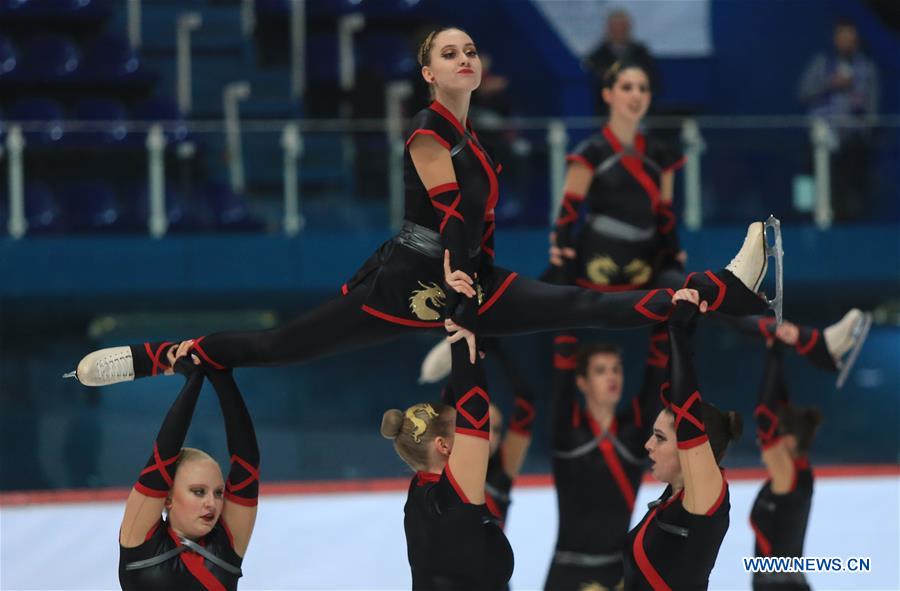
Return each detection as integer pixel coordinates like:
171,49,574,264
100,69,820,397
763,215,784,325
836,312,872,390
62,370,78,381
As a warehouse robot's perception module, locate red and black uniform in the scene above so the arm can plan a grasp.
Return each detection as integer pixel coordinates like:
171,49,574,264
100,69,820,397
749,345,814,591
623,303,730,590
544,332,664,590
125,103,764,379
119,362,259,591
404,340,514,591
553,126,685,292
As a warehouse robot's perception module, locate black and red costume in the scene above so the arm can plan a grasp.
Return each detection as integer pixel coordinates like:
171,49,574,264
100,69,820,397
544,329,666,590
124,102,763,379
119,363,259,591
623,303,730,590
404,340,514,590
749,345,814,591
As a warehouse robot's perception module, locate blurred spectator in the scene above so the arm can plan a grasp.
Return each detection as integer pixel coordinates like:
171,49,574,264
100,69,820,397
797,19,880,222
583,9,659,114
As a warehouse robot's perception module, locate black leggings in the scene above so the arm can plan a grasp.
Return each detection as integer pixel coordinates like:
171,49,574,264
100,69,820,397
134,270,751,375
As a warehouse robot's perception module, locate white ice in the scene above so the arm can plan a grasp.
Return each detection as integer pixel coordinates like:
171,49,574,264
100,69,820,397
1,475,897,590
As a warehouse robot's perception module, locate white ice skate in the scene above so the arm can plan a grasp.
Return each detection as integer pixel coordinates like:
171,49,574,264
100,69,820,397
63,346,135,387
826,308,873,389
724,216,784,324
419,338,452,384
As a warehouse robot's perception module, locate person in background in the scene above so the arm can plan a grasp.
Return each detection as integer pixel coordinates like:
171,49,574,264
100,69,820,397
583,9,659,114
797,19,880,222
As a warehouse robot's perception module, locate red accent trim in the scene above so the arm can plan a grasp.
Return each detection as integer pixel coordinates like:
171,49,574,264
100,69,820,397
415,471,441,486
406,128,451,151
676,434,710,450
646,331,669,369
555,335,578,344
600,438,636,511
429,101,466,135
219,517,235,548
359,305,443,328
481,219,495,259
632,398,642,428
133,482,169,498
224,491,259,506
7,464,900,506
754,404,779,444
634,289,675,322
656,205,676,234
760,435,785,452
701,270,727,311
758,317,776,338
341,283,349,296
633,506,672,591
670,392,705,432
572,403,581,428
705,477,728,516
443,464,471,504
145,518,162,541
145,341,174,377
227,455,260,493
795,457,811,471
455,426,491,439
795,329,820,356
427,182,459,197
575,278,647,292
751,519,773,556
659,382,671,406
456,386,491,429
565,154,595,171
553,353,577,371
477,272,518,315
662,156,687,174
555,191,585,227
468,138,500,216
191,337,226,371
603,126,661,210
495,163,503,174
433,193,465,233
139,442,178,488
485,492,502,520
168,527,226,591
508,399,535,435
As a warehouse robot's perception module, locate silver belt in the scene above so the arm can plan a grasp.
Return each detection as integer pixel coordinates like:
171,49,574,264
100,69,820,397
395,220,481,259
125,536,242,576
553,550,622,568
586,214,656,243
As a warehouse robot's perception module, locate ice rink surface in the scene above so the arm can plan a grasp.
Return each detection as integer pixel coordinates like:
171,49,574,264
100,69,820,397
2,474,898,590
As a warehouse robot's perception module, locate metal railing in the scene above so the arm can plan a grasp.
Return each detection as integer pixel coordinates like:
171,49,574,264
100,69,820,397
4,114,898,240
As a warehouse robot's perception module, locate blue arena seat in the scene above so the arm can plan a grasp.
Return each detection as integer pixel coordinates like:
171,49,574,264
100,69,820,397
63,180,122,232
202,181,264,232
24,181,66,233
79,34,145,83
18,35,79,81
10,97,64,144
132,96,188,143
70,97,127,145
126,184,206,234
0,35,18,78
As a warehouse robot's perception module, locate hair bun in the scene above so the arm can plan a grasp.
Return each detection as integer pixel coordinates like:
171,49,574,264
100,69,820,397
727,411,744,442
380,409,405,440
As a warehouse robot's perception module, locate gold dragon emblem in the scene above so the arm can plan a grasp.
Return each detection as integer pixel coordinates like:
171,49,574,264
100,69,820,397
405,403,439,443
409,281,446,321
586,255,619,285
623,258,652,286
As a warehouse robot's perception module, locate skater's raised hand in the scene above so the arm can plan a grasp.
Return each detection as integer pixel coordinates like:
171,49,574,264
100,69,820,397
774,321,799,346
443,249,476,298
445,318,477,364
165,340,200,375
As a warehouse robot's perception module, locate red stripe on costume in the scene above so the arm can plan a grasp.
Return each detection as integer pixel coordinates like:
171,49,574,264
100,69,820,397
566,154,595,171
633,289,675,322
167,527,227,591
455,426,491,440
676,434,710,450
758,317,776,338
444,464,471,504
632,398,642,428
754,404,779,444
468,138,500,215
751,519,773,556
145,519,162,541
226,455,260,493
415,471,440,486
406,129,451,150
555,335,578,344
434,194,465,233
456,386,491,430
485,492,503,520
224,491,259,507
427,182,459,197
133,482,169,498
647,331,669,368
599,438,636,511
508,399,535,435
191,337,226,370
760,435,785,452
554,353,577,370
360,305,443,328
662,156,687,174
795,330,819,356
704,271,727,311
429,101,466,135
671,392,705,431
139,442,178,488
603,127,661,209
220,517,235,548
146,341,173,377
705,477,728,516
633,506,673,591
341,283,349,296
477,272,519,315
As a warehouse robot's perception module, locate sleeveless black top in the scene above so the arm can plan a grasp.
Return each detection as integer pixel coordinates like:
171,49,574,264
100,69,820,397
119,518,242,591
623,481,730,590
567,127,684,289
404,470,514,590
750,458,814,559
